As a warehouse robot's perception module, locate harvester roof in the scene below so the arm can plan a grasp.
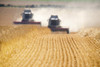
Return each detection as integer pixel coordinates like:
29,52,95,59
24,9,31,12
50,15,59,20
24,9,32,14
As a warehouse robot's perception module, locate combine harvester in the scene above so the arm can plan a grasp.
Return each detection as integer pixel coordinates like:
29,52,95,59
14,9,41,25
48,15,69,34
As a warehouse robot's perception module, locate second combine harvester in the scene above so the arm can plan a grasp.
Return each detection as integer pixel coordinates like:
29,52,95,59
48,15,69,34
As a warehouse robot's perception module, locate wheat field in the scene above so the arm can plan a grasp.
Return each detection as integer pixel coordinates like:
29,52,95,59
0,25,100,67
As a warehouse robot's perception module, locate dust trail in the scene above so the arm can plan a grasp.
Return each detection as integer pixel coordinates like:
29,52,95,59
31,8,100,32
16,5,100,32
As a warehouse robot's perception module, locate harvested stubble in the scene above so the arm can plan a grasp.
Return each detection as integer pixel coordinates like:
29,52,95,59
78,28,100,40
0,25,100,67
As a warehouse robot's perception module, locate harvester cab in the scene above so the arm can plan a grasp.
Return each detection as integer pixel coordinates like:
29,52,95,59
14,9,41,25
48,15,61,28
48,15,69,34
22,9,33,22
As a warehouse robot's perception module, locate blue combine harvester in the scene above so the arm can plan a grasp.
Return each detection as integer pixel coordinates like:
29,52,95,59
48,15,69,34
14,9,41,25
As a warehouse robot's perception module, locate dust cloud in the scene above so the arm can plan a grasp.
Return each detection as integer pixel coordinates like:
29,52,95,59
17,2,100,32
31,8,100,32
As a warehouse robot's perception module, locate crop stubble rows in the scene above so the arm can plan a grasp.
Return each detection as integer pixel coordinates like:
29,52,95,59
5,34,100,67
0,26,100,67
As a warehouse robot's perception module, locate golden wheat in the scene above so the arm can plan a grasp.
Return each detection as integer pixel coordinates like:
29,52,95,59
0,26,100,67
